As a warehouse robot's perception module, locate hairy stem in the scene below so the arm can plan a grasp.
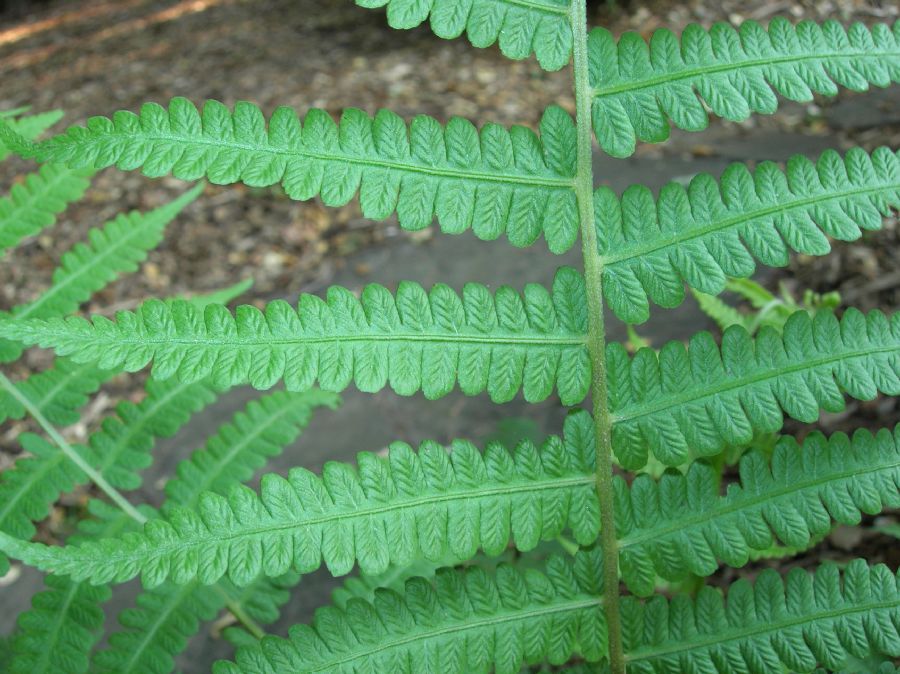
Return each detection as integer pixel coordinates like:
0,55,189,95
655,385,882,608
569,2,625,672
0,371,148,524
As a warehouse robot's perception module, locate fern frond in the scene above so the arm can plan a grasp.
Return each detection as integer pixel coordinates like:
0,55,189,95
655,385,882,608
7,498,150,674
608,308,900,468
0,358,113,426
32,98,580,251
8,570,111,674
92,580,224,674
163,389,340,510
0,267,591,404
616,426,900,596
0,110,62,161
0,183,203,362
214,549,606,674
622,559,900,673
11,183,203,321
0,163,94,256
0,378,219,573
95,389,334,673
589,18,900,157
596,147,900,323
0,410,599,585
354,0,572,70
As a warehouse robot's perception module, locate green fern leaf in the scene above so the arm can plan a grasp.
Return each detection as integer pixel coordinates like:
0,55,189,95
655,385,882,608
691,289,752,333
92,580,223,674
0,110,62,161
589,19,900,157
214,549,606,674
622,559,900,673
0,164,94,257
11,183,203,320
354,0,572,70
0,410,599,585
0,358,114,426
0,183,203,362
94,389,335,673
32,99,580,251
596,147,900,322
0,378,219,574
7,499,151,674
616,426,900,596
163,389,340,510
0,268,591,404
608,308,900,468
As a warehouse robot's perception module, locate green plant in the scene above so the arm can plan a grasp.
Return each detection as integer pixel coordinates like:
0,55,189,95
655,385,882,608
1,4,899,673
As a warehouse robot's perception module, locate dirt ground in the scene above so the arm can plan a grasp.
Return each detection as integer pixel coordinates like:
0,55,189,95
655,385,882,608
1,0,900,669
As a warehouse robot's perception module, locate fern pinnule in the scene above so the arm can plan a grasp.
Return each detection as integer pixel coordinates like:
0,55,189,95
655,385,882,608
621,560,900,673
0,109,62,161
590,18,900,157
0,163,93,257
597,147,900,323
162,388,340,511
354,0,573,71
0,411,599,586
30,99,580,251
95,388,335,674
214,549,607,674
0,267,591,404
0,182,204,362
616,426,900,596
608,308,900,468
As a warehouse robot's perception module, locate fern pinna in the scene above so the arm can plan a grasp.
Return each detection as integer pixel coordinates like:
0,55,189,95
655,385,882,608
0,3,899,674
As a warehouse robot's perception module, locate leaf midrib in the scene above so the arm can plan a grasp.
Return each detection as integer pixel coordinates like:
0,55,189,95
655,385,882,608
308,596,601,672
31,327,589,349
600,181,900,266
611,343,899,424
493,0,570,17
618,454,900,548
63,132,575,190
625,596,899,662
592,48,900,99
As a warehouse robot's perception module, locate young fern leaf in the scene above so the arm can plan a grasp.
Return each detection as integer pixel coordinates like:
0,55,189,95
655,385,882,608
589,18,900,157
616,426,900,596
214,549,607,674
0,411,600,586
0,182,203,362
0,358,114,426
622,560,900,673
596,147,900,323
94,389,335,674
0,163,94,257
31,98,580,251
0,110,62,161
0,267,591,404
354,0,573,71
608,308,900,468
163,389,340,510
